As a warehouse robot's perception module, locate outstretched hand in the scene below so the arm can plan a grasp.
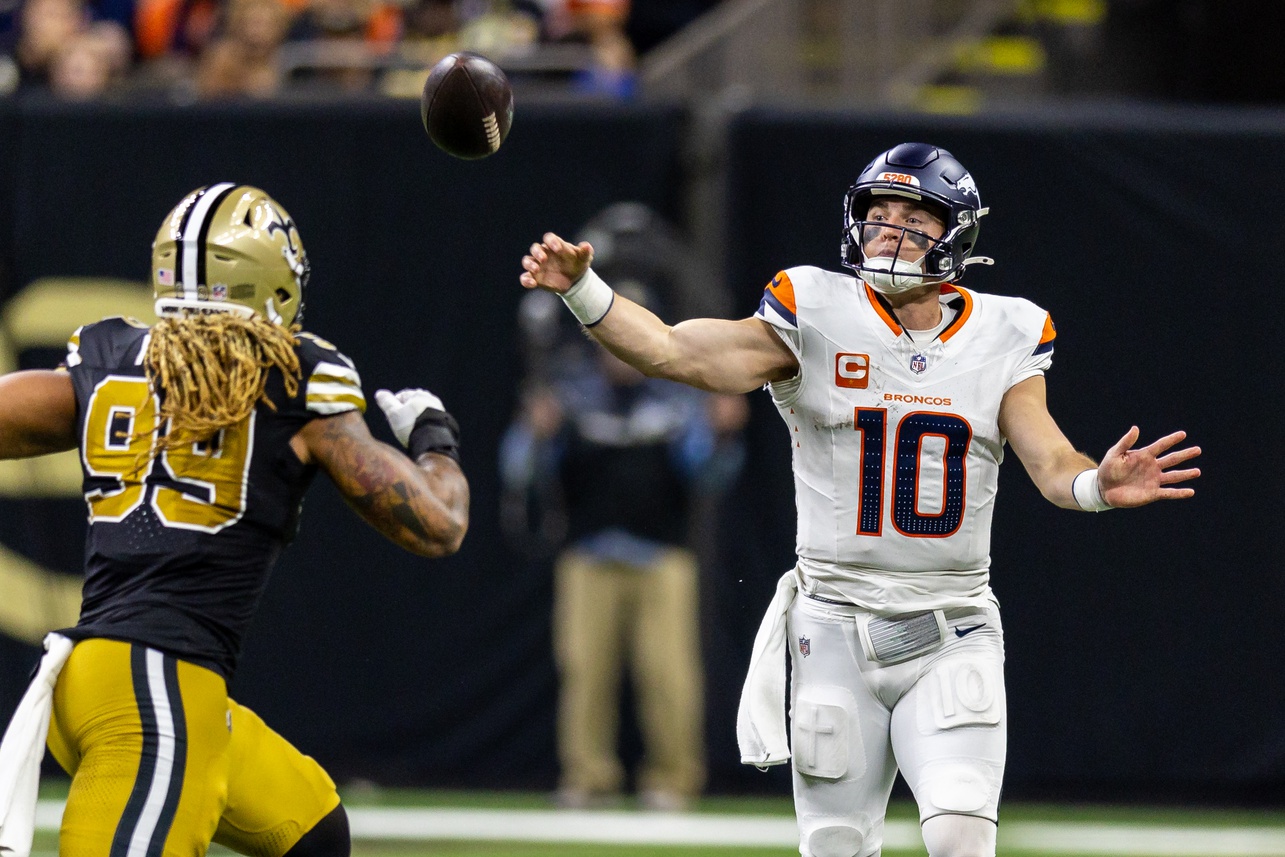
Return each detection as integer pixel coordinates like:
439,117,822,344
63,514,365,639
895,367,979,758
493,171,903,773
519,232,594,295
1098,427,1201,508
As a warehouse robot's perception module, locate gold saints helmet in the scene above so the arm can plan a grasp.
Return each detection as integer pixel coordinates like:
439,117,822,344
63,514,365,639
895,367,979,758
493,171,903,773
151,183,309,326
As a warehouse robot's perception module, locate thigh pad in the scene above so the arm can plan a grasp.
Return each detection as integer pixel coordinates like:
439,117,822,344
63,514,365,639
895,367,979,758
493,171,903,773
792,686,861,781
212,701,340,857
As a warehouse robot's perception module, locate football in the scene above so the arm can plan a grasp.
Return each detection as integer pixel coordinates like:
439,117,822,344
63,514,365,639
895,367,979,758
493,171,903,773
420,52,514,160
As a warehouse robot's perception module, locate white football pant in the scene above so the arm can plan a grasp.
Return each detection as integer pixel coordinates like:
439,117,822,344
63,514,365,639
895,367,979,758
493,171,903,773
787,594,1006,857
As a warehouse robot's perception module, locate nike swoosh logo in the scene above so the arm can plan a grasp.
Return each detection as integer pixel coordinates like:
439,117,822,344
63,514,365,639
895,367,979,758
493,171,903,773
955,624,986,638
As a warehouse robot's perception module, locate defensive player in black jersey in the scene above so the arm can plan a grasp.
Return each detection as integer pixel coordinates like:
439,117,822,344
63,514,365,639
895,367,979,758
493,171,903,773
0,184,469,857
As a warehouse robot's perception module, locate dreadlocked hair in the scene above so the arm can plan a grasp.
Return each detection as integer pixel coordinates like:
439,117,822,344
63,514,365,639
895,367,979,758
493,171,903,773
144,312,302,453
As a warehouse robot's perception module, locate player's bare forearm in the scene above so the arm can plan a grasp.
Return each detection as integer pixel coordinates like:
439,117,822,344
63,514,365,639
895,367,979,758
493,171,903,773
588,295,796,394
410,452,471,542
334,440,469,556
1027,445,1099,509
0,370,78,459
999,376,1096,509
303,412,469,556
520,232,796,392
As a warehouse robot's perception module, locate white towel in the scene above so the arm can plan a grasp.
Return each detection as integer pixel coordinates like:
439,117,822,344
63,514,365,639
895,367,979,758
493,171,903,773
735,569,798,767
0,633,73,857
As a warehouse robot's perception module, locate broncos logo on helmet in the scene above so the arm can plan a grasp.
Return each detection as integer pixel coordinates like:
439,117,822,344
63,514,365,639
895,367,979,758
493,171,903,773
152,184,309,326
948,172,979,197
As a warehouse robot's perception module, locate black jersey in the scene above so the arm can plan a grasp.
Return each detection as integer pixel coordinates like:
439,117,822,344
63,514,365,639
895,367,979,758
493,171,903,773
62,316,366,679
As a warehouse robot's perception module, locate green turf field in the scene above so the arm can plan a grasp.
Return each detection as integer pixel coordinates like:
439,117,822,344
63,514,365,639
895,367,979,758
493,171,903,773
31,781,1285,857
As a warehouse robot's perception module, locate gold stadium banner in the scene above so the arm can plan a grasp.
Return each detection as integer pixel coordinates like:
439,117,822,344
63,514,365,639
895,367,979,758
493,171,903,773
0,451,83,497
0,543,81,644
1,277,154,365
0,278,152,644
1,279,153,495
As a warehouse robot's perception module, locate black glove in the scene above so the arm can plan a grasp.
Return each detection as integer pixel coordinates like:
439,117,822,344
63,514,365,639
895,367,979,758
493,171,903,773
374,387,461,463
408,407,461,463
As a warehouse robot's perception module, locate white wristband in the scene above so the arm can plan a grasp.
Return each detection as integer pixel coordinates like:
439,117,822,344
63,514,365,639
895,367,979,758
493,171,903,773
1072,469,1113,512
560,268,615,326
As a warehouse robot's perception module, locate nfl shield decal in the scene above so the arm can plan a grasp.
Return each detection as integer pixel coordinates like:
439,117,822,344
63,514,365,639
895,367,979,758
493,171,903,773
910,353,927,374
798,636,811,657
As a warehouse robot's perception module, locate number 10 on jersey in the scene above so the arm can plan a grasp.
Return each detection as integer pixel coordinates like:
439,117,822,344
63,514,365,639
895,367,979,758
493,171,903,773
855,407,971,538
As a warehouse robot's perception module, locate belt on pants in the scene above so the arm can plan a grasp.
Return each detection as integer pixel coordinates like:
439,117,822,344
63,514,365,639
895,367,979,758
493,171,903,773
802,591,988,620
800,592,991,664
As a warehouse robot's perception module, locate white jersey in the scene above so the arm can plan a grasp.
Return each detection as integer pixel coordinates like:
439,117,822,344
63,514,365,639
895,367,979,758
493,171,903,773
754,266,1055,613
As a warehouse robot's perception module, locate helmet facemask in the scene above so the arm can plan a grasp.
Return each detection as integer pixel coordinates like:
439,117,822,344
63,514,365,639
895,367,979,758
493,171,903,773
849,203,949,294
843,191,987,295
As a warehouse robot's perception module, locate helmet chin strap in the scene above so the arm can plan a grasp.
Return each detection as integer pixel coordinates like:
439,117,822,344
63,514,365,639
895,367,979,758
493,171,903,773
862,255,993,294
264,298,284,325
861,256,931,294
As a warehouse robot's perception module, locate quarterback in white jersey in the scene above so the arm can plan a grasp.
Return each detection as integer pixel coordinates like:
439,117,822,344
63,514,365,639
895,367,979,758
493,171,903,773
519,143,1200,857
755,265,1055,613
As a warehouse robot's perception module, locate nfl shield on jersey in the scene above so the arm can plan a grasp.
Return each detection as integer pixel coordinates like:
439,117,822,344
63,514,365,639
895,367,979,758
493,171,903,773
756,266,1054,613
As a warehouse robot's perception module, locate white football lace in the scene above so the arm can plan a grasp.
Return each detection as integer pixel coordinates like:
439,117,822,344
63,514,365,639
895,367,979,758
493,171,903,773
483,113,501,152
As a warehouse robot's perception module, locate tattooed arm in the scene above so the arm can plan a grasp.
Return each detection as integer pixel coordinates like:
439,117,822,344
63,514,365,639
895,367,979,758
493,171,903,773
291,411,470,557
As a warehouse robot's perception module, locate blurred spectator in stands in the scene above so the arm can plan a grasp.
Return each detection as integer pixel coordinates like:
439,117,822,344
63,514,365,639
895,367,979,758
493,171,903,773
401,0,454,43
1,0,142,95
540,0,635,97
0,55,16,96
49,18,131,97
623,0,717,55
13,0,87,88
282,0,399,92
2,0,21,94
134,0,224,69
2,3,21,94
7,0,132,95
371,0,451,97
453,0,539,56
196,0,290,97
379,0,540,99
1,0,23,94
0,0,19,52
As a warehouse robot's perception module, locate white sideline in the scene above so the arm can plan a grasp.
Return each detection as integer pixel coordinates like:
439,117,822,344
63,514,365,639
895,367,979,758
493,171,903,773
32,800,1285,855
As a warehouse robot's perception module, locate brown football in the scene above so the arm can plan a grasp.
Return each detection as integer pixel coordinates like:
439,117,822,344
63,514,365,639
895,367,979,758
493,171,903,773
420,52,513,160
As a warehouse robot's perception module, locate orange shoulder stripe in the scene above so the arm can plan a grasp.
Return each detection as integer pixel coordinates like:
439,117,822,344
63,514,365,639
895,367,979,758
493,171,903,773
1039,312,1056,345
767,271,797,315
